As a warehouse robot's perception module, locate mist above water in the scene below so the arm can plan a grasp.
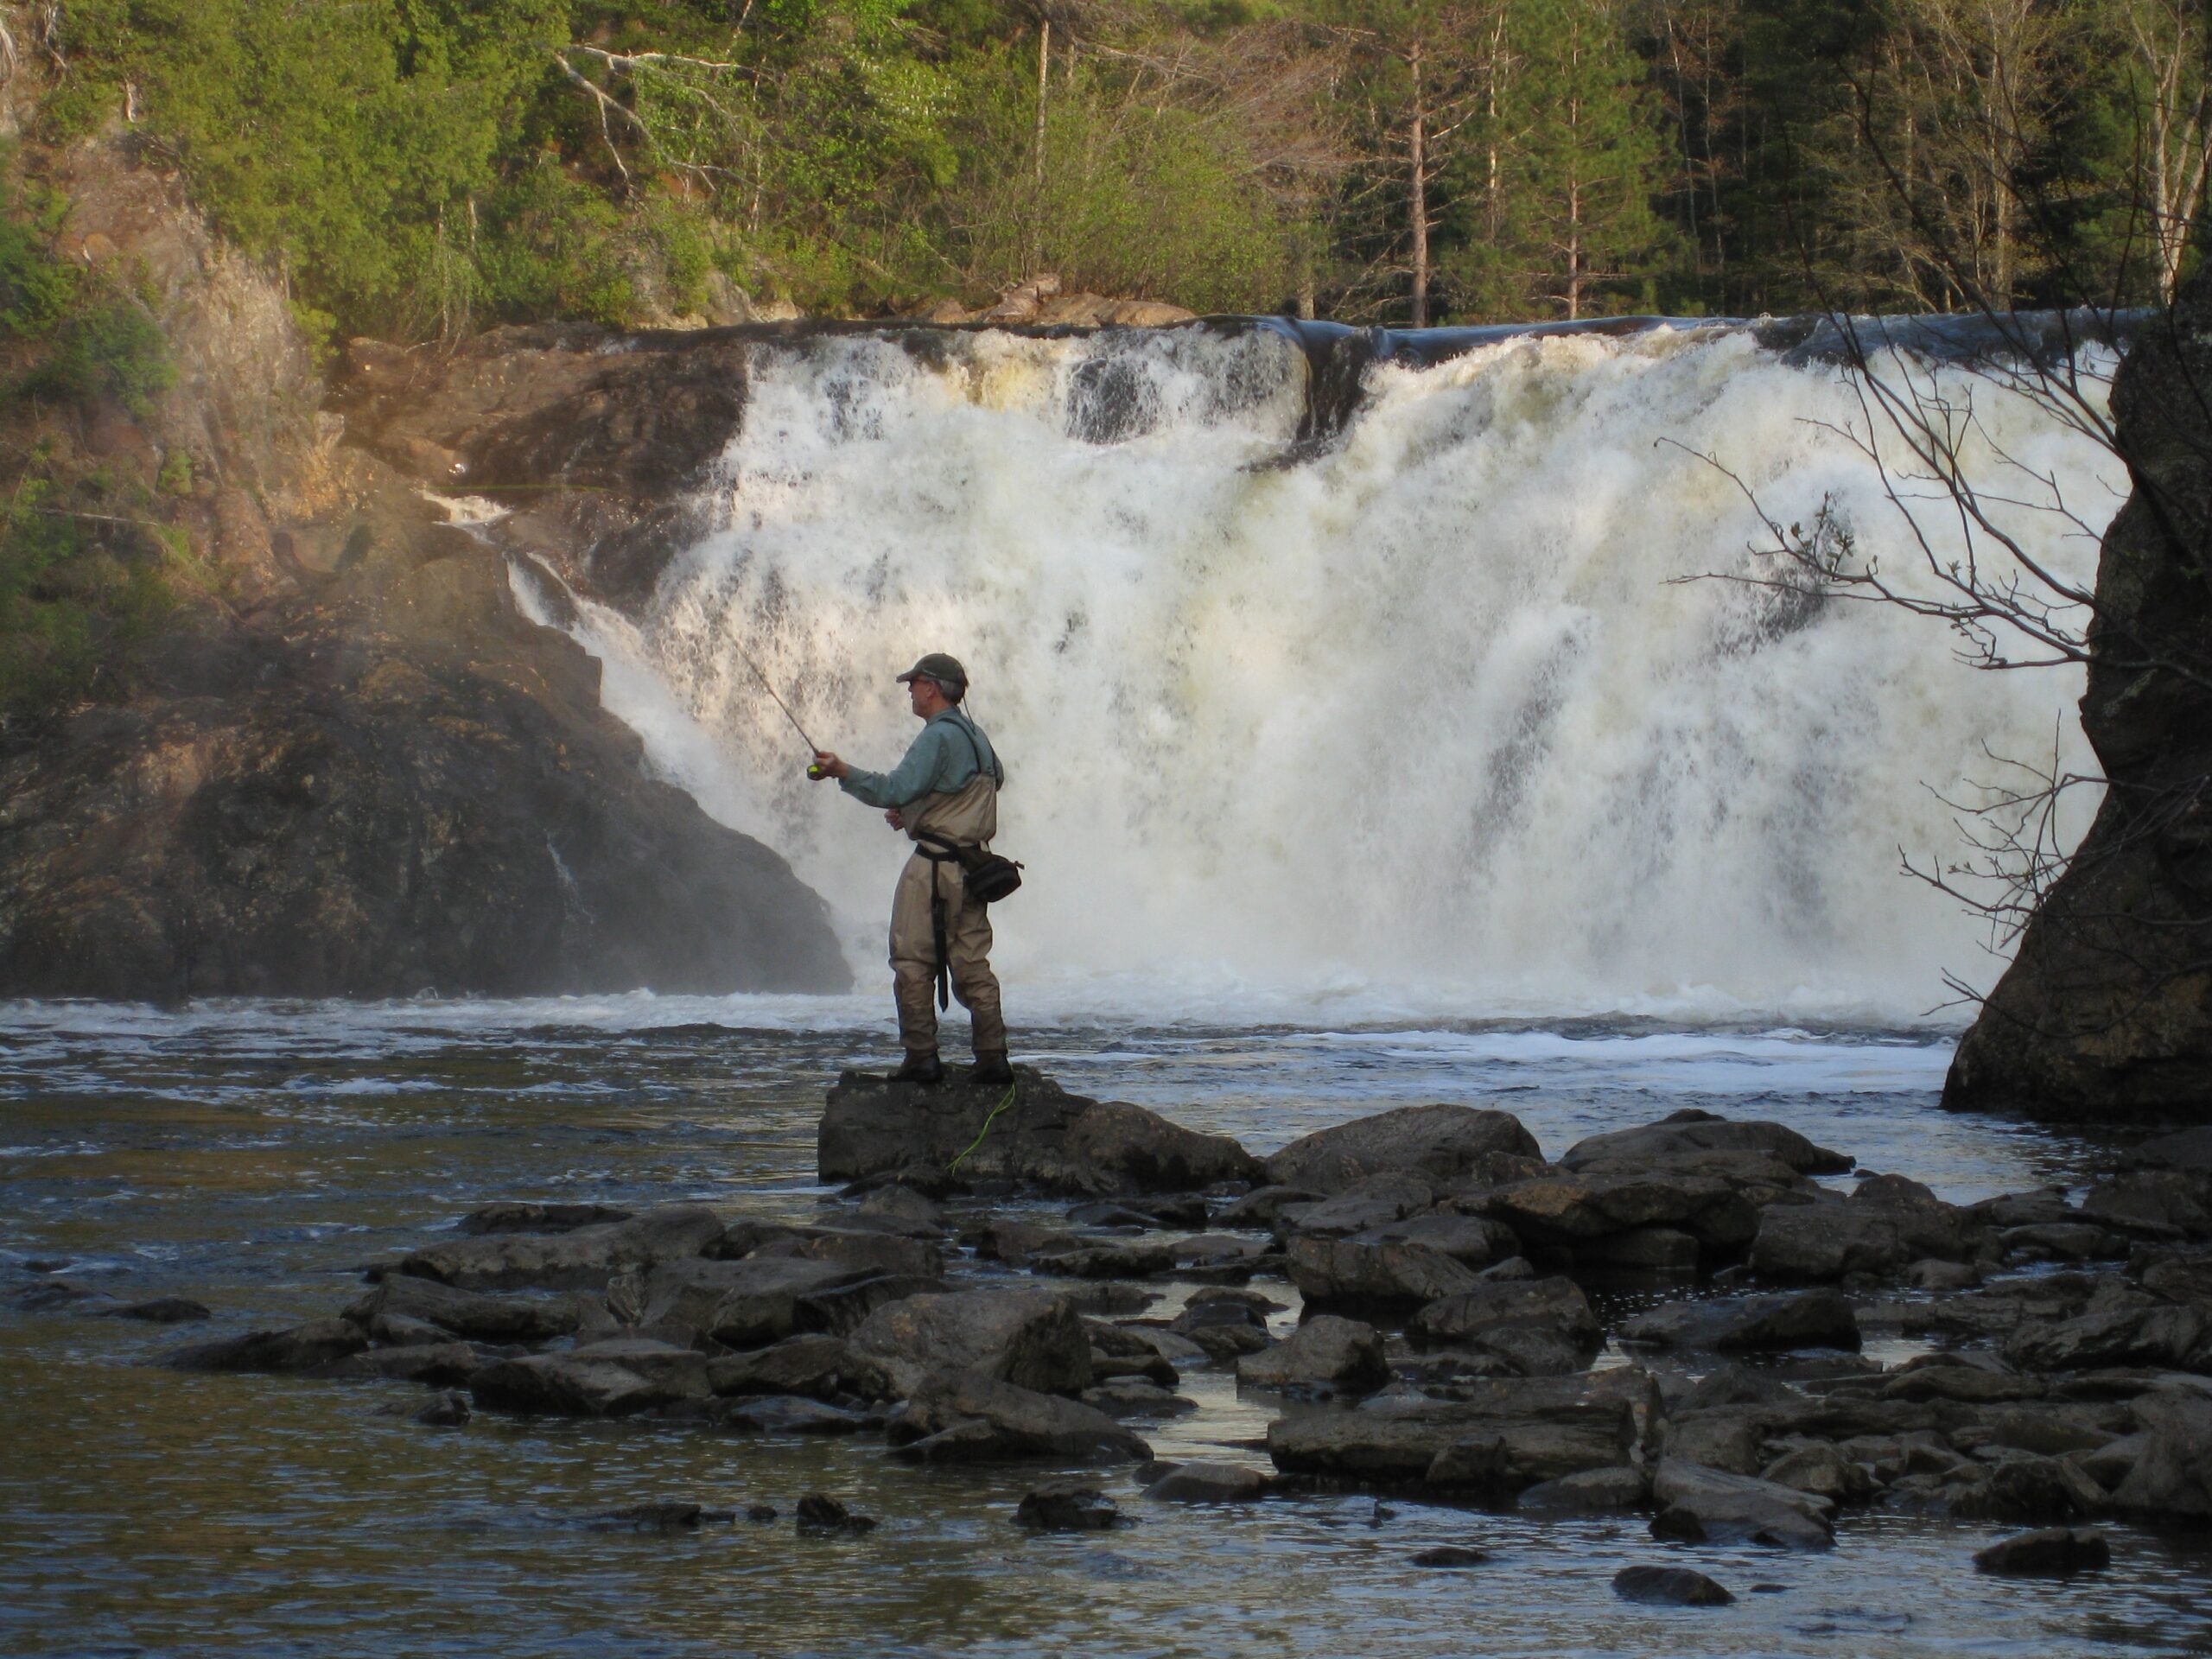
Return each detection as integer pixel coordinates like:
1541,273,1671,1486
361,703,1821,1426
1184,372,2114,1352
529,322,2118,1027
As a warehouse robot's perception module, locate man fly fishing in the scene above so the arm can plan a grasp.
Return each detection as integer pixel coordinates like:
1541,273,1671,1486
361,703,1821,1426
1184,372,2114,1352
810,652,1013,1087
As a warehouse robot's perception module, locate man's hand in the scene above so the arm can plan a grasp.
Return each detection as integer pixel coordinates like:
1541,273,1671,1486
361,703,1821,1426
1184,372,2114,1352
884,807,905,830
811,750,848,781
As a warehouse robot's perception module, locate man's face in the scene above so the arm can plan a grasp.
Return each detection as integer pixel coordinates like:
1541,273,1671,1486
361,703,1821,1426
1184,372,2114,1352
907,677,938,717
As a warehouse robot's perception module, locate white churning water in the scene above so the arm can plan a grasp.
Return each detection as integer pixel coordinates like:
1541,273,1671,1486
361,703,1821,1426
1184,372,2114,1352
516,322,2120,1027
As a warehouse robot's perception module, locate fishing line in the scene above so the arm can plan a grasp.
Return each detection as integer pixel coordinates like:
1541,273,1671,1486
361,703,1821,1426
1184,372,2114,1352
731,639,828,779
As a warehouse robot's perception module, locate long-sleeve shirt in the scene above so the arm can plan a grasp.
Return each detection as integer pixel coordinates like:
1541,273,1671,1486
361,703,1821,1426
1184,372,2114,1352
839,709,1004,810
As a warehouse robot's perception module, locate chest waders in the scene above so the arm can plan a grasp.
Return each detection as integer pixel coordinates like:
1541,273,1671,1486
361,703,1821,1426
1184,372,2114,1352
912,715,1001,1012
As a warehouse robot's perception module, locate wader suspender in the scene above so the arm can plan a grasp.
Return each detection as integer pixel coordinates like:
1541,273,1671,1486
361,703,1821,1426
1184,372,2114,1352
911,716,998,1012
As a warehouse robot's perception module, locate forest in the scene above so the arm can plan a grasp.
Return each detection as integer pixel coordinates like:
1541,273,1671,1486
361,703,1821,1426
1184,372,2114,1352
3,0,2204,346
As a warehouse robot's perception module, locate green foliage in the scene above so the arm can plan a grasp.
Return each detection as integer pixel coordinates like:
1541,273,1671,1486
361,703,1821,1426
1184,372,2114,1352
0,474,175,721
29,296,175,415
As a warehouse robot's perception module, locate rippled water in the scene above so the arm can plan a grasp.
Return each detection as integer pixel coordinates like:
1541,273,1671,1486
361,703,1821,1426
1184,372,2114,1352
3,998,2206,1658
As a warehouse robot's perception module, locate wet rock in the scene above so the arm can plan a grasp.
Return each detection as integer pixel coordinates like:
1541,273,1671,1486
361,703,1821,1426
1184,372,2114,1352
1561,1111,1851,1176
1083,1381,1195,1416
1474,1172,1758,1252
707,1332,894,1402
317,1341,487,1386
592,1501,732,1530
163,1319,369,1374
1213,1186,1325,1227
795,1494,875,1534
1662,1409,1771,1476
1166,1299,1272,1360
1573,1227,1700,1272
2004,1223,2126,1262
1938,1456,2108,1524
1620,1291,1860,1354
849,1287,1092,1398
1016,1484,1120,1531
1110,1324,1211,1365
2112,1392,2212,1522
471,1352,675,1417
1408,1545,1490,1567
1749,1199,1981,1282
1236,1314,1389,1396
2128,1128,2212,1172
99,1296,211,1323
455,1201,633,1236
567,1338,711,1399
1166,1234,1272,1277
762,1230,945,1281
1853,1173,1943,1209
746,1503,779,1522
1143,1461,1272,1502
1649,1459,1837,1549
798,1273,953,1338
1023,1236,1179,1281
1761,1442,1875,1503
2139,1252,2212,1303
639,1256,874,1347
1090,1348,1179,1387
1904,1259,1983,1293
401,1204,728,1290
1264,1104,1542,1193
1268,1373,1649,1495
2085,1170,2212,1237
414,1389,472,1427
1410,1276,1601,1357
887,1370,1152,1463
673,1394,874,1434
1953,1406,2128,1458
1973,1526,2112,1575
858,1185,947,1230
1345,1214,1519,1268
345,1274,582,1343
1516,1465,1649,1513
1999,1300,2210,1373
820,1068,1262,1195
1287,1237,1482,1308
1612,1566,1734,1606
1279,1173,1439,1236
13,1281,110,1313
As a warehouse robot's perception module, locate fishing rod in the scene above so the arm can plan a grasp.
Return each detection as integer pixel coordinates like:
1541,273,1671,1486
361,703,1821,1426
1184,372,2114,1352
732,639,830,779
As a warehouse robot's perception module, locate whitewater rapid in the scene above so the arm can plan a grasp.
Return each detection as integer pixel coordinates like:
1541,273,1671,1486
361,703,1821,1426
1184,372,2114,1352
512,321,2119,1027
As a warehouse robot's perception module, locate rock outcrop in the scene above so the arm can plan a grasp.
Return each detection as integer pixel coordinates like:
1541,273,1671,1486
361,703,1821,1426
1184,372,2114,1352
0,138,844,1001
1942,266,2212,1121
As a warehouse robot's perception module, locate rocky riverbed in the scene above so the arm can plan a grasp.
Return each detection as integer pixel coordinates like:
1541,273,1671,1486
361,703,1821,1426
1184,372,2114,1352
30,1059,2212,1628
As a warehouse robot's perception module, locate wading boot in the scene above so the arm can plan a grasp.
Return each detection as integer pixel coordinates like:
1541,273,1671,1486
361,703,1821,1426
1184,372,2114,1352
889,1051,945,1085
969,1051,1014,1087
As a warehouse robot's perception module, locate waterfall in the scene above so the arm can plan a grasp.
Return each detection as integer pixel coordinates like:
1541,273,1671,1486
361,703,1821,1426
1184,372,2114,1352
524,321,2119,1026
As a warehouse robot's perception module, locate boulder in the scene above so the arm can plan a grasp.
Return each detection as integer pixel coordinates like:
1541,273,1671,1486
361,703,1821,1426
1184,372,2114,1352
400,1204,727,1290
2084,1171,2212,1237
1016,1484,1120,1531
1649,1458,1837,1549
1166,1300,1273,1360
1973,1527,2113,1575
1286,1237,1483,1307
820,1068,1262,1194
100,1297,212,1323
1268,1372,1650,1495
316,1342,487,1386
1612,1566,1735,1606
1278,1174,1439,1238
766,1230,945,1281
470,1352,675,1417
1143,1461,1272,1502
1409,1276,1601,1358
706,1333,894,1402
887,1370,1151,1463
1408,1546,1491,1567
639,1256,873,1347
1761,1441,1875,1503
162,1319,368,1374
1473,1172,1758,1251
2112,1392,2212,1523
1750,1202,1979,1282
1619,1290,1860,1353
1573,1227,1700,1272
1213,1186,1325,1227
414,1389,472,1427
794,1273,952,1337
345,1275,581,1343
671,1395,874,1434
1344,1213,1518,1266
1517,1465,1649,1513
794,1494,875,1533
1938,1456,2109,1524
2128,1128,2212,1172
1560,1110,1851,1175
1264,1104,1541,1192
1083,1381,1194,1417
849,1288,1091,1397
1662,1408,1770,1476
1236,1315,1389,1396
564,1338,712,1399
2000,1301,2211,1373
454,1201,633,1236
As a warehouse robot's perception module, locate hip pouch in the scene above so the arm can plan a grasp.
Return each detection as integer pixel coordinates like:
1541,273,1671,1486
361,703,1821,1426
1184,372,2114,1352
916,833,1024,904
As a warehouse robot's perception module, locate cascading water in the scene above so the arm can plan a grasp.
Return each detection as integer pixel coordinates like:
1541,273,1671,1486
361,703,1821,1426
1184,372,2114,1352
522,321,2119,1025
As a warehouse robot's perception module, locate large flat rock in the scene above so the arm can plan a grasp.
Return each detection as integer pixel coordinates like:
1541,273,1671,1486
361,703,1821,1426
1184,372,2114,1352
819,1066,1261,1194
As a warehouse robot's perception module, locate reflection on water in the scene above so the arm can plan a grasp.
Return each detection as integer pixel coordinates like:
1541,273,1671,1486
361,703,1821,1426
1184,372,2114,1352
0,999,2202,1657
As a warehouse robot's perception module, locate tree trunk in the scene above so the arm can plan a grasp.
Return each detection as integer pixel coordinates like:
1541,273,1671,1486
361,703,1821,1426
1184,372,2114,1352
1034,16,1051,187
1409,39,1429,327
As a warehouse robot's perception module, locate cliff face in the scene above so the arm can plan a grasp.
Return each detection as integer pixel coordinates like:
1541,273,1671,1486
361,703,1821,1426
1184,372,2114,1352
0,141,847,1001
1944,274,2212,1121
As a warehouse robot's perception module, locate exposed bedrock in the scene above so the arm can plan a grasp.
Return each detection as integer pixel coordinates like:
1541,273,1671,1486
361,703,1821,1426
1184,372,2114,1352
0,141,845,1001
1943,268,2212,1122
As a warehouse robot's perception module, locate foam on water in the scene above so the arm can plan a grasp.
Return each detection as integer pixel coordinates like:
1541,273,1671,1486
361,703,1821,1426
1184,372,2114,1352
515,321,2117,1027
